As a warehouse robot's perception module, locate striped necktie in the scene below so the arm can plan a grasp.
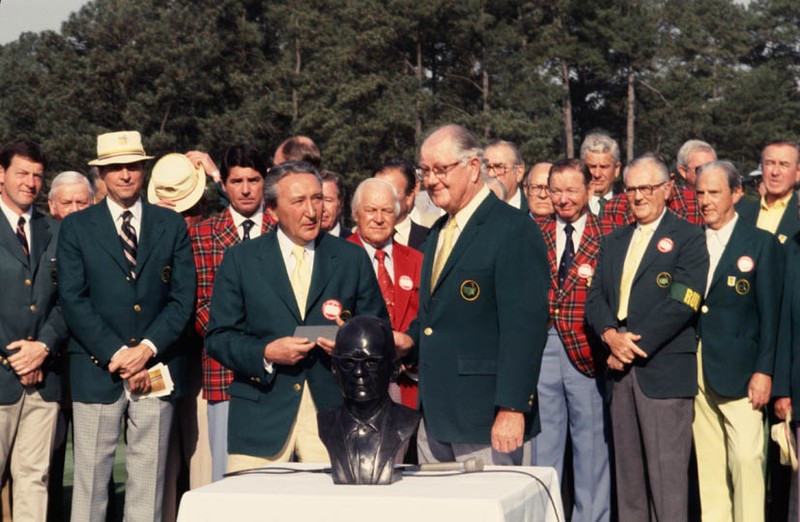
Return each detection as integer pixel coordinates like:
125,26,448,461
16,216,29,258
120,210,138,279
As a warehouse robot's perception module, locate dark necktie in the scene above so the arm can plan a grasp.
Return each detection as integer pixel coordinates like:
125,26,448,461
16,216,28,258
120,210,137,278
597,196,607,219
375,249,395,324
558,223,575,288
242,219,255,241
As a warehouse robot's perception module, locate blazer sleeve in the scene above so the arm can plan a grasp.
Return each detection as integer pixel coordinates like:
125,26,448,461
586,236,618,339
494,217,549,411
635,225,708,356
190,224,213,338
773,239,798,398
204,247,274,380
754,233,783,376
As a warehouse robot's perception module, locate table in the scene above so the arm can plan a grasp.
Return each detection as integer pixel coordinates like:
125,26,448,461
177,463,564,522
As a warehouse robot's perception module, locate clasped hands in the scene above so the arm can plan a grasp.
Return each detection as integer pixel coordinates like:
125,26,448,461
603,328,648,371
7,339,48,386
109,344,154,394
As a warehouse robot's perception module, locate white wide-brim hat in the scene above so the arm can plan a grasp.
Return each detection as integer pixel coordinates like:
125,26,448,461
147,153,206,213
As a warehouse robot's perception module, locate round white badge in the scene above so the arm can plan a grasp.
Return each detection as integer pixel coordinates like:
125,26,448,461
399,275,414,291
737,256,755,273
577,263,594,279
657,238,674,253
321,299,343,320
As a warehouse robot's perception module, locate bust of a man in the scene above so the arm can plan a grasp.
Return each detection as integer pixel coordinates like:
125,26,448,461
318,316,421,485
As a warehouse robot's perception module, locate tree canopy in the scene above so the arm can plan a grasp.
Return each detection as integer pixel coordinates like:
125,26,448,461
0,0,798,196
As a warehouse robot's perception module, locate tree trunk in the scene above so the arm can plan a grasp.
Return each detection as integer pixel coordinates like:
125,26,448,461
415,38,423,144
560,58,574,158
626,67,635,162
292,36,301,124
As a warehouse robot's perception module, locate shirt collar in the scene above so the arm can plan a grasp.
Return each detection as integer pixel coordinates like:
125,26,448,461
706,213,738,247
0,197,32,227
228,204,264,229
276,226,316,262
760,192,793,211
359,235,393,262
507,189,522,209
106,197,142,223
637,207,667,232
452,184,490,231
556,212,587,236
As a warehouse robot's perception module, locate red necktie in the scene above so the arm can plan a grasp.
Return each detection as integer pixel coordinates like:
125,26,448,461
375,249,395,324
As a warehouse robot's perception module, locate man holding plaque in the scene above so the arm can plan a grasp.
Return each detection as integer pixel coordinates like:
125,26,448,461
206,161,387,470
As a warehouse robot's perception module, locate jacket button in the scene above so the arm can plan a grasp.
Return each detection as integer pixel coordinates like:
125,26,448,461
701,305,709,314
250,376,261,383
24,279,31,286
29,304,37,313
133,304,142,312
293,383,302,392
129,338,138,344
126,276,131,282
423,327,433,336
26,336,34,341
553,309,560,315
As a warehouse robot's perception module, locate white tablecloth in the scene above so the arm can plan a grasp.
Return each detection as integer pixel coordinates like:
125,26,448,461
177,463,564,522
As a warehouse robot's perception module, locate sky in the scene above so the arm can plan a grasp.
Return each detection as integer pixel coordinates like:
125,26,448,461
0,0,90,45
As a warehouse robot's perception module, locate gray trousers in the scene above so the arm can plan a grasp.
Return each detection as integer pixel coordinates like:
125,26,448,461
71,394,173,522
611,369,693,522
417,417,531,466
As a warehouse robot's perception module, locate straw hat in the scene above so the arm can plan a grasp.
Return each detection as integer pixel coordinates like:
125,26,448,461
771,415,798,471
88,131,154,166
147,154,206,213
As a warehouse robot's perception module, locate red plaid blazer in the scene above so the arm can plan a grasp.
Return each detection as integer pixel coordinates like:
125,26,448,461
190,210,274,401
541,213,603,377
599,185,703,235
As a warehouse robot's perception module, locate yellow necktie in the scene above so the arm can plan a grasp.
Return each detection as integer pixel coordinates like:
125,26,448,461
617,225,653,320
290,244,310,319
431,218,458,290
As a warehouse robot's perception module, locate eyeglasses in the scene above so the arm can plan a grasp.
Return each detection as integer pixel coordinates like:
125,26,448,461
416,161,463,181
485,163,517,176
523,183,549,195
624,181,667,196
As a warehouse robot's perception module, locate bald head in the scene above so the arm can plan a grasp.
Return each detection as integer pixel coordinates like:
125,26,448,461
273,135,321,167
418,125,483,215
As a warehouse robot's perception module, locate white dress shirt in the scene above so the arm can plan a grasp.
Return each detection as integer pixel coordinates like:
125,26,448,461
705,214,738,296
229,205,265,240
555,213,587,266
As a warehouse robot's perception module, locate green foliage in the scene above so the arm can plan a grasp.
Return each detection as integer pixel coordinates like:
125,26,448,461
0,0,799,193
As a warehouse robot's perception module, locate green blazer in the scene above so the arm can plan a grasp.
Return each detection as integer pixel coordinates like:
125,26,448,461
0,210,66,403
408,192,549,445
698,219,782,399
586,211,709,398
57,201,196,403
736,192,800,247
773,233,800,416
206,231,388,457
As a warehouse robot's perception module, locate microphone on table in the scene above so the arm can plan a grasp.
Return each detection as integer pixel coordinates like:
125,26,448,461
406,456,485,473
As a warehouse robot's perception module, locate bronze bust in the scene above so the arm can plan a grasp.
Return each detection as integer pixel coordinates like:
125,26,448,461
318,316,420,484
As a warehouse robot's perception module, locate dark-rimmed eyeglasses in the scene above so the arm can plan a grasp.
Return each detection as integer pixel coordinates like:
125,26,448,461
415,161,463,181
624,181,667,196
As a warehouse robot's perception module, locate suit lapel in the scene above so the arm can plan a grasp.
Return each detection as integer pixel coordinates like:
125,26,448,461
136,203,165,274
90,204,130,275
541,218,558,290
419,215,445,309
707,219,744,293
0,211,29,268
610,223,635,308
633,213,674,285
216,211,240,249
258,231,303,323
777,192,799,240
431,196,495,294
29,211,52,276
307,233,336,317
